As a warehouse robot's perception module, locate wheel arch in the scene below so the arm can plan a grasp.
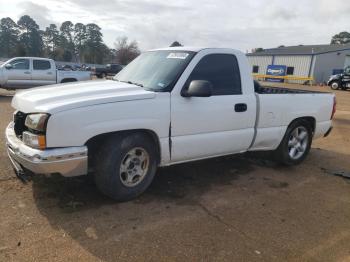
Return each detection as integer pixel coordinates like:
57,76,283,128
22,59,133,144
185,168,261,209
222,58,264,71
288,116,316,134
85,129,161,165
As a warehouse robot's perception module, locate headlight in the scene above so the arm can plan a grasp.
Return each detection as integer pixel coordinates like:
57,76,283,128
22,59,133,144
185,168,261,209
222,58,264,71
25,113,49,132
22,131,46,149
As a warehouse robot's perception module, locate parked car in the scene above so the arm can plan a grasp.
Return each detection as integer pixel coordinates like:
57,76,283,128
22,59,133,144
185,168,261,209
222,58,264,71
327,66,350,90
6,47,335,201
93,63,124,78
0,57,92,89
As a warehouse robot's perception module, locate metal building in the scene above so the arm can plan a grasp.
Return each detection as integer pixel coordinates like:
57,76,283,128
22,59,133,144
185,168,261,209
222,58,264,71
247,44,350,84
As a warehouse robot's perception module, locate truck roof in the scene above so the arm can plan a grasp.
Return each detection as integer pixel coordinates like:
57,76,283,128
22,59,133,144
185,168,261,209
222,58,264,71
10,57,54,61
150,46,235,52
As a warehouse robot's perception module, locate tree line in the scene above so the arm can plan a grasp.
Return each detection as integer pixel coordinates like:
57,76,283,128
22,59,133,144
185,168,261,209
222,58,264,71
0,15,141,64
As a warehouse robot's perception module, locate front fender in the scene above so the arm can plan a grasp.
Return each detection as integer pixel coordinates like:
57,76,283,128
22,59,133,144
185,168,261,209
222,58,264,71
327,74,341,85
45,94,170,147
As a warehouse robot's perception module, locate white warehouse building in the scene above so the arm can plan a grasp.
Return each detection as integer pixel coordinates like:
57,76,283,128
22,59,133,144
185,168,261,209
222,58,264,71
247,44,350,84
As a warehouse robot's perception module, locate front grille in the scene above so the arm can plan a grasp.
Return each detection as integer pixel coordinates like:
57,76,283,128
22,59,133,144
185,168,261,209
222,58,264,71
13,111,28,138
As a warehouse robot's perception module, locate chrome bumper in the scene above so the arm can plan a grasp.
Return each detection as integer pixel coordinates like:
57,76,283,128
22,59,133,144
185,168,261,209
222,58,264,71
5,122,88,177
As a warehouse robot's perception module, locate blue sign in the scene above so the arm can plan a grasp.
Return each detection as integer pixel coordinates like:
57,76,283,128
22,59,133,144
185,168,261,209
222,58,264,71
266,65,287,82
332,69,344,75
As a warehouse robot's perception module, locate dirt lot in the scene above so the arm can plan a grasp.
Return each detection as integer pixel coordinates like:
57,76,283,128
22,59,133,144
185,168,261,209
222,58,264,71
0,84,350,262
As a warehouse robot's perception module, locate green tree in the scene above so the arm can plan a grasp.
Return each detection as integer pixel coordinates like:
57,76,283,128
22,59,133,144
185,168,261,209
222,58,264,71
17,15,43,56
252,47,264,53
0,15,127,64
60,21,74,43
83,23,105,63
0,17,19,57
331,31,350,45
170,41,182,47
60,21,75,61
73,23,87,62
44,24,61,59
114,36,140,65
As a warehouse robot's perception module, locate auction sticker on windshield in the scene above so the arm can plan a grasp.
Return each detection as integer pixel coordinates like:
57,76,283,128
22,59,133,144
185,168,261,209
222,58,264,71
167,53,189,59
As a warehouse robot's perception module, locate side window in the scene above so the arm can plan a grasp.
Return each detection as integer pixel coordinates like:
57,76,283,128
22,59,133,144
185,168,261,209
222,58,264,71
186,54,241,95
8,59,29,70
33,60,51,70
286,66,294,75
252,65,259,73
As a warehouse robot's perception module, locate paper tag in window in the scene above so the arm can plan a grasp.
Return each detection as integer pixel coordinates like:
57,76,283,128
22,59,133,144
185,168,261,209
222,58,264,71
167,53,189,59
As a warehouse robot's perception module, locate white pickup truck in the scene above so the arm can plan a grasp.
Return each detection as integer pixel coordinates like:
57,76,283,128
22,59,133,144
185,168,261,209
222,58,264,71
0,57,91,89
5,47,335,201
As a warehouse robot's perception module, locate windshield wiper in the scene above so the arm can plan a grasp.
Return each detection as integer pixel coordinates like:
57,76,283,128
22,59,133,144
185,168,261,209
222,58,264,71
126,81,144,88
115,79,144,88
115,79,144,87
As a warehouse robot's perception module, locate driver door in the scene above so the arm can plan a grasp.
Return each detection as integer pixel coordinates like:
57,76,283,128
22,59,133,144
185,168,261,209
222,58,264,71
170,53,256,163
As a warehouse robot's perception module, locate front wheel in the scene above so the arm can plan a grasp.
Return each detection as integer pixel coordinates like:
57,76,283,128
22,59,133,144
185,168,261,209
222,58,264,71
93,133,157,201
330,81,340,90
274,120,312,165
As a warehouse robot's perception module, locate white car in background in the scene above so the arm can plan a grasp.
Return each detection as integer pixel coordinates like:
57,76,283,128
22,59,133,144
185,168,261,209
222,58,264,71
0,57,92,89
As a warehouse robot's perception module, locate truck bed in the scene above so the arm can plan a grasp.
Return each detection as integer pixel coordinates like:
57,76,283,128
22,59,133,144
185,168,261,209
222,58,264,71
254,81,326,94
250,81,334,151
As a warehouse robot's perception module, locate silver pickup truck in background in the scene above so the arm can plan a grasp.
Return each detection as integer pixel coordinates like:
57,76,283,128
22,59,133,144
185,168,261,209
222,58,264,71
0,57,92,89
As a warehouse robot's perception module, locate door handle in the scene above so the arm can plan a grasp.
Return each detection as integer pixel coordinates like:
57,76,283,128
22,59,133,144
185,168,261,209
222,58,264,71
47,72,53,75
235,103,247,112
24,71,31,74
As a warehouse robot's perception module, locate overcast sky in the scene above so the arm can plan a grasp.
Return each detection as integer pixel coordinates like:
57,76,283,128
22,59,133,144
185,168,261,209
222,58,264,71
0,0,349,52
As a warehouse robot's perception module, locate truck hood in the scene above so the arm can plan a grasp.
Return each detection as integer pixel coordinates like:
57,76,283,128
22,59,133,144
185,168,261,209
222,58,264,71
11,80,156,114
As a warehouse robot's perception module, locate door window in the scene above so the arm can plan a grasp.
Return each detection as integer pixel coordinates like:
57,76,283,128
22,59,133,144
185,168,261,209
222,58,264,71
186,54,241,95
33,60,51,70
7,59,29,70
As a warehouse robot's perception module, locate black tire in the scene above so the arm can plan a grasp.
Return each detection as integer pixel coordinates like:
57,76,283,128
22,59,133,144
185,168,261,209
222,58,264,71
101,72,106,79
61,78,77,83
273,120,313,165
330,81,340,90
93,133,157,201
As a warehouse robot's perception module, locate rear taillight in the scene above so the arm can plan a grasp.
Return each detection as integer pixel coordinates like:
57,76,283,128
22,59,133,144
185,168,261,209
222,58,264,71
331,96,336,120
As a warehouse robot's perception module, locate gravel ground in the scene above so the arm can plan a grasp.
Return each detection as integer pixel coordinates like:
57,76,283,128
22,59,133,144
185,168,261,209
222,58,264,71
0,84,350,262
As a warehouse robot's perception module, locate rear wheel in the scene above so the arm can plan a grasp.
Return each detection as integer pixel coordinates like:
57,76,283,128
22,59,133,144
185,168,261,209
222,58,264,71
93,133,157,201
274,120,312,165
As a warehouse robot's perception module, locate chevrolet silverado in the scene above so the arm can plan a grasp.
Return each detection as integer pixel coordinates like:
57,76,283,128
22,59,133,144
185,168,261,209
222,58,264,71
6,47,335,201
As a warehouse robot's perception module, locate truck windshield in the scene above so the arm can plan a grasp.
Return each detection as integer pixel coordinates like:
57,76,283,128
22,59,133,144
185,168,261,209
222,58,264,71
113,50,195,91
